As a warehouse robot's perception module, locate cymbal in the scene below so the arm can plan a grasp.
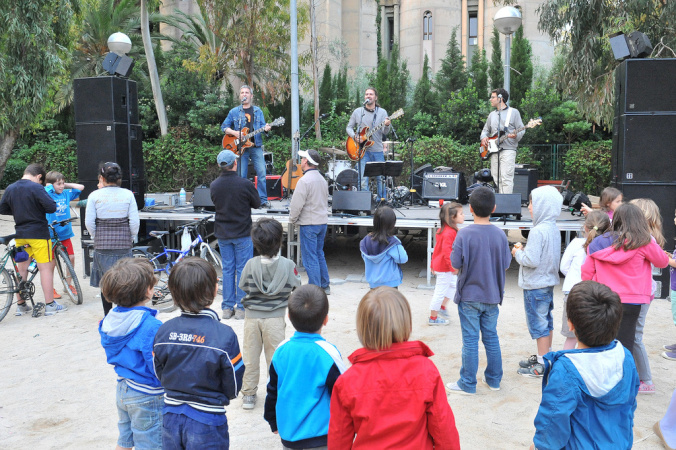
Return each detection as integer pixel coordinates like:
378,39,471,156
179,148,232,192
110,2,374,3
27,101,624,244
382,141,401,145
319,147,348,156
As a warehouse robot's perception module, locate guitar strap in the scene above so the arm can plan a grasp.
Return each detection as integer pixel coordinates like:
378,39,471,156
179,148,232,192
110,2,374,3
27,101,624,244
502,107,513,134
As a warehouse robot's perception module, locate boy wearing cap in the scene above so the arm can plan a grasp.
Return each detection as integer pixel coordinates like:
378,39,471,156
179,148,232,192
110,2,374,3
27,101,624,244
211,150,261,319
289,150,330,294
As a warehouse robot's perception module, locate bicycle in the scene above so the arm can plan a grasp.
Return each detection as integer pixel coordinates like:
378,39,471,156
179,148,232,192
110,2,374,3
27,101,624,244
132,216,222,311
0,218,83,322
48,218,84,306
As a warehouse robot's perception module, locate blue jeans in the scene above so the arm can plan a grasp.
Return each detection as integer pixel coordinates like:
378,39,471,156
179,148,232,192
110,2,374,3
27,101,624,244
116,380,163,449
523,287,554,339
162,412,229,450
218,237,253,310
299,225,329,288
240,145,268,203
457,302,503,393
359,150,385,200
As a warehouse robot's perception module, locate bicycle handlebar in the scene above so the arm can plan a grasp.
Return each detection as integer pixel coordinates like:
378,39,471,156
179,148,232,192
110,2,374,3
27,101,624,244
175,215,213,232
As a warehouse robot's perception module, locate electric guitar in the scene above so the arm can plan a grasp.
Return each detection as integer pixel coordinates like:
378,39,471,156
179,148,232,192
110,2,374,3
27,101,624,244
345,108,404,161
479,117,542,161
222,117,285,155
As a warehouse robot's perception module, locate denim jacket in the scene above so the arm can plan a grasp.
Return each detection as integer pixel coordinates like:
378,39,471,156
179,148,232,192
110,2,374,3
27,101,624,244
221,105,267,148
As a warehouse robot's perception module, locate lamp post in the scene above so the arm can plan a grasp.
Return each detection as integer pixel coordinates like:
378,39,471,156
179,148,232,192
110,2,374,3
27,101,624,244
493,6,522,95
107,32,132,56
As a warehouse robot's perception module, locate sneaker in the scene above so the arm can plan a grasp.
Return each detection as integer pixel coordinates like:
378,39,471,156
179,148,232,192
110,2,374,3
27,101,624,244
234,308,245,320
44,300,68,316
639,381,656,394
519,354,539,368
259,202,271,209
664,343,676,352
662,351,676,361
68,285,78,296
438,308,450,319
15,302,32,316
242,394,256,410
517,363,544,378
324,286,331,295
445,382,474,396
482,376,500,391
222,308,234,320
52,288,62,299
428,317,450,326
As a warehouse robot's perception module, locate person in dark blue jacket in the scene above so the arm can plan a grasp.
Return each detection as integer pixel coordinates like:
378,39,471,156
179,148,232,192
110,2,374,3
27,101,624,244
154,257,245,450
99,257,164,449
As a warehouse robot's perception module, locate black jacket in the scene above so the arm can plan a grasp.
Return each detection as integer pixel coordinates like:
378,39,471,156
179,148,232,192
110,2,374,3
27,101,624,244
210,170,260,240
0,179,56,239
153,309,244,413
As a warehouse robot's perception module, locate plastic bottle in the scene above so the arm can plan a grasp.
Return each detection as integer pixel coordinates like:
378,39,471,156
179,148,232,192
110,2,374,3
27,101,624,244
179,188,186,206
28,260,38,275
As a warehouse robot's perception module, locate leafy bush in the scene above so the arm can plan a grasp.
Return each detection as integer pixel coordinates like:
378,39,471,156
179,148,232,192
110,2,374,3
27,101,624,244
562,140,611,194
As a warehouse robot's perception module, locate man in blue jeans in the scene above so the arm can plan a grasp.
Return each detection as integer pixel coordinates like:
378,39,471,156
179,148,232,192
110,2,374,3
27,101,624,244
289,150,330,294
211,150,261,319
221,85,272,208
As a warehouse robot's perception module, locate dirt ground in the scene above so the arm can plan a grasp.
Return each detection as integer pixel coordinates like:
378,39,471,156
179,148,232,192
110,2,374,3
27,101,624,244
0,216,673,449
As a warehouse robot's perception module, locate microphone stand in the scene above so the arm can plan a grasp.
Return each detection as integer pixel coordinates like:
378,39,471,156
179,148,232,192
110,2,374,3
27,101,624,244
356,102,368,194
495,99,503,194
236,102,244,178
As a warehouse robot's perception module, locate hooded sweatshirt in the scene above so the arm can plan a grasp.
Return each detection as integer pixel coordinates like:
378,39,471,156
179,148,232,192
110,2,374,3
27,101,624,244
515,185,563,290
359,234,408,288
582,233,668,304
533,341,639,449
239,255,301,318
99,306,164,395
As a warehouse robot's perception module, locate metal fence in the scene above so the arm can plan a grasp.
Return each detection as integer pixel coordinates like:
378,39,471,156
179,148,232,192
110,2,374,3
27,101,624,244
527,144,572,180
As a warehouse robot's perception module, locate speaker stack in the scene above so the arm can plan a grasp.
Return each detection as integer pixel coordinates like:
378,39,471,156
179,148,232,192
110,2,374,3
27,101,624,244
74,77,145,212
612,58,676,298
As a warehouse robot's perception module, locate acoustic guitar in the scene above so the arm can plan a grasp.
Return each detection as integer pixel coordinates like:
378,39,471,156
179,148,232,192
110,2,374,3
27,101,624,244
345,108,404,161
222,117,285,155
281,131,303,191
479,117,542,161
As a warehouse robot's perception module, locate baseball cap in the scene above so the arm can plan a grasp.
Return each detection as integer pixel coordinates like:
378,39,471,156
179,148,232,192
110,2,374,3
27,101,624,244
217,150,237,166
298,149,321,166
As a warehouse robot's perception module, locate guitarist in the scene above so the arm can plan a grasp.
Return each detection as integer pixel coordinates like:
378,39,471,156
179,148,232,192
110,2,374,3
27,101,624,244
480,88,524,194
346,87,391,200
221,85,272,208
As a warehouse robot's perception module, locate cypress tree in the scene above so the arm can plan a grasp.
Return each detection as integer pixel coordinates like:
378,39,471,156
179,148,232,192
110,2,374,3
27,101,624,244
489,28,504,89
319,63,333,114
509,25,533,109
435,28,466,103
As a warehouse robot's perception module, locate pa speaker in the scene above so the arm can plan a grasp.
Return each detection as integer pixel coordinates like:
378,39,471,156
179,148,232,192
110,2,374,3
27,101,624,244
74,77,138,124
615,59,676,115
422,172,468,203
513,168,538,205
332,191,373,215
75,123,145,182
491,193,522,219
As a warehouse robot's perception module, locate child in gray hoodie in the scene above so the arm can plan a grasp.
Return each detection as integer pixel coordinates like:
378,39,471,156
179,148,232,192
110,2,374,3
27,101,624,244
512,185,563,377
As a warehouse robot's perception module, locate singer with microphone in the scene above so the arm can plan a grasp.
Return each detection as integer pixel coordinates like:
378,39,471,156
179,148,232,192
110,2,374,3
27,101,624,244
346,87,391,200
221,85,272,208
479,88,524,194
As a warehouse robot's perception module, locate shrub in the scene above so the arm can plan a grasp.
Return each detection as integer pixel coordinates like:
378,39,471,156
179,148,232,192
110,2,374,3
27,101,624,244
562,140,611,195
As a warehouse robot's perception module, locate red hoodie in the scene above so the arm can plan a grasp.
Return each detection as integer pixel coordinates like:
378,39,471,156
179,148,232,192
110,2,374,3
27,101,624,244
581,237,668,304
328,341,460,449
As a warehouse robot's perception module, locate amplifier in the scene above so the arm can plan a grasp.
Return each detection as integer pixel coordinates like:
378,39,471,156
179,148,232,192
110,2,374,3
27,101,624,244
491,193,522,220
422,172,468,203
193,185,215,211
513,168,538,205
255,175,283,201
332,190,373,215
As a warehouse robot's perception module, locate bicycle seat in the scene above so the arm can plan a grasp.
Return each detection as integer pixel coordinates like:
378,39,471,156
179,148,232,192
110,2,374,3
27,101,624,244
149,231,171,238
0,234,17,245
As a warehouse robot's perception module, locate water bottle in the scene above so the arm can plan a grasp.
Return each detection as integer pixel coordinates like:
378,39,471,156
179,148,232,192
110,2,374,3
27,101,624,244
179,188,186,206
28,260,38,275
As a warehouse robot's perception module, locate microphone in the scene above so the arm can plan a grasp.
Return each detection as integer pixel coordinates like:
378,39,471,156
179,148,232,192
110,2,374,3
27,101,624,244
497,94,502,99
319,113,328,119
406,137,417,143
242,96,248,103
363,100,370,106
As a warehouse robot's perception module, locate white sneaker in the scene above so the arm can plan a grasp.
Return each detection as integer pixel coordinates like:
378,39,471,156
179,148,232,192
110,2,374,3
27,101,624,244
45,301,67,316
445,382,474,395
428,317,450,326
482,376,501,391
15,302,32,316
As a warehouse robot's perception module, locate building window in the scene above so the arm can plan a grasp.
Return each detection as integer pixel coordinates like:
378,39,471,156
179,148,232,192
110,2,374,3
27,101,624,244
423,11,432,41
468,11,478,62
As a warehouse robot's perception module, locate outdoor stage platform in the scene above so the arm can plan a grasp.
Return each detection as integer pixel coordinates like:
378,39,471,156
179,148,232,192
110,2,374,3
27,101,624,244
137,199,585,287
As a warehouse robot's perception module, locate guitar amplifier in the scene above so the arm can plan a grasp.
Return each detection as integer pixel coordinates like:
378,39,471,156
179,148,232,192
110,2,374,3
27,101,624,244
513,167,538,205
193,185,215,211
491,193,522,220
255,175,283,200
422,171,468,203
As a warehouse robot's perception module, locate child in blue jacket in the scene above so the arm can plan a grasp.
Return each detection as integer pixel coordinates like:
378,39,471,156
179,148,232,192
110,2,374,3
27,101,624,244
359,206,408,288
531,280,639,450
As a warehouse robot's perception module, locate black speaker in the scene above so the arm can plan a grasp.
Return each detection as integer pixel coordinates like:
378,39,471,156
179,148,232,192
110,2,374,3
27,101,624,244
612,114,676,183
616,182,676,298
74,77,138,124
193,185,215,211
412,164,434,193
75,123,145,182
513,167,538,205
421,172,468,203
615,59,676,115
332,190,373,215
256,175,283,200
491,193,522,219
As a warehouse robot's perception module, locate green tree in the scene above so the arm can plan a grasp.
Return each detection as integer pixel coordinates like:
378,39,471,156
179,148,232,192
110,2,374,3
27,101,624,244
435,28,466,102
413,53,438,116
438,82,484,145
370,43,410,113
470,49,489,100
333,67,350,114
319,64,333,114
509,26,533,109
0,0,79,181
489,28,503,89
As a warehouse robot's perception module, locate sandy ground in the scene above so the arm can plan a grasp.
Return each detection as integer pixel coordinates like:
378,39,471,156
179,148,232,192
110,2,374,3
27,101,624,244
0,216,673,449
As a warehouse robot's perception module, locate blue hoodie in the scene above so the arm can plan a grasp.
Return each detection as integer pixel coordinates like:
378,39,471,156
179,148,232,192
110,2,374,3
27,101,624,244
359,235,408,288
99,306,164,395
533,341,639,449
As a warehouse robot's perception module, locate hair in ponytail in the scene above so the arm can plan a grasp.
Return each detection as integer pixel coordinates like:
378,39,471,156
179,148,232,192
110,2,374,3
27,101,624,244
583,210,611,249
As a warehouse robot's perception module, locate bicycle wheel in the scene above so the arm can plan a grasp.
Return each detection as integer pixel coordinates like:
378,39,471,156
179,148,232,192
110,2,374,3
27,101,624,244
133,249,175,313
133,249,169,282
200,244,223,272
55,247,83,305
0,268,14,323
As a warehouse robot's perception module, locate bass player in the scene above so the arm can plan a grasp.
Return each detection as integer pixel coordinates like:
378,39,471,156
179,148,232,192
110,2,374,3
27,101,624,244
480,88,524,194
221,85,272,208
346,87,391,200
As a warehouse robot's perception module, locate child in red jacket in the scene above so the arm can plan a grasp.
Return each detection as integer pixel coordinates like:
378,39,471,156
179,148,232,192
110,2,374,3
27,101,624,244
328,287,460,449
429,201,465,325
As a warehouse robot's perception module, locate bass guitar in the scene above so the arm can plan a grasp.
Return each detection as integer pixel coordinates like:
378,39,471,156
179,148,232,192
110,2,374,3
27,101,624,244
345,108,404,161
479,117,542,161
222,117,285,155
